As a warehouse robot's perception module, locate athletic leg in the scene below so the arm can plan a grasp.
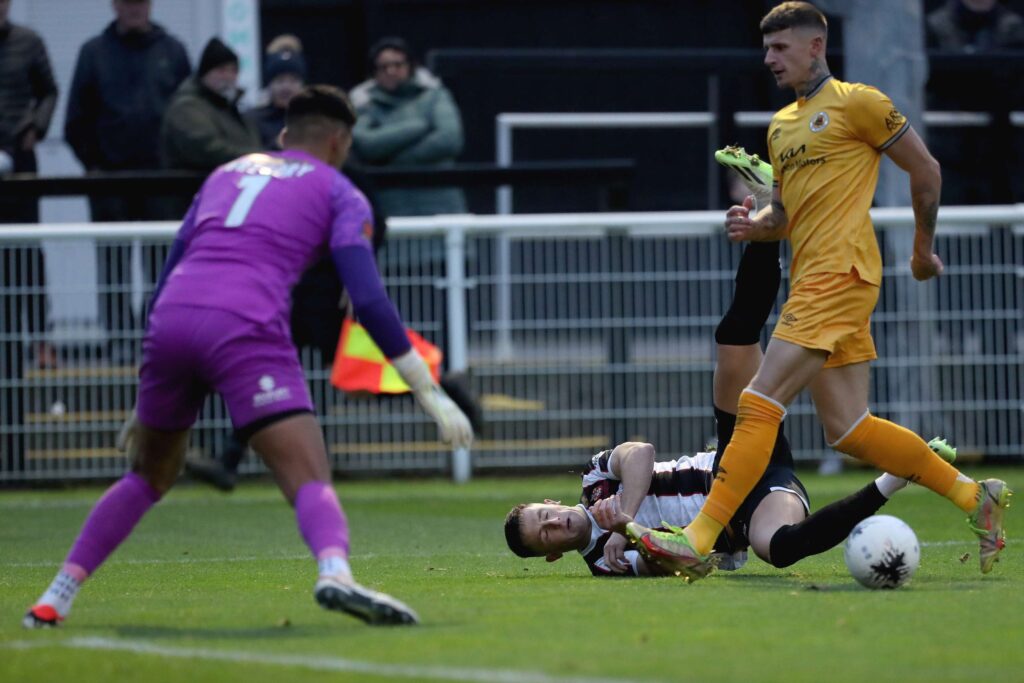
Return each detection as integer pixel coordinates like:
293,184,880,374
24,424,188,627
812,363,972,504
248,413,417,625
685,338,825,557
763,437,960,568
713,240,781,414
812,362,1012,573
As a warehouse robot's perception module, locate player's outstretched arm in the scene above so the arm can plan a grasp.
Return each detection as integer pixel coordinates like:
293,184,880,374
331,244,473,449
884,126,943,281
391,350,474,449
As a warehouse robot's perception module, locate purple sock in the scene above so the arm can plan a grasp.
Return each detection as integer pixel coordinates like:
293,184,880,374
295,481,350,560
65,472,162,577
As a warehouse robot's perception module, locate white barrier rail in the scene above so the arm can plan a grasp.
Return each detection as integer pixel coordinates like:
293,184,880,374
1,207,1022,482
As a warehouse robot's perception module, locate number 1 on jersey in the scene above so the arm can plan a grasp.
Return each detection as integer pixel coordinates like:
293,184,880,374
225,175,272,227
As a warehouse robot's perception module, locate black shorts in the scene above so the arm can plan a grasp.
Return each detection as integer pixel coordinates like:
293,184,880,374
714,465,811,554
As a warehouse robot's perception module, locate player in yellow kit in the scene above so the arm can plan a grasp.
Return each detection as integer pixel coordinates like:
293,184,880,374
643,1,1011,581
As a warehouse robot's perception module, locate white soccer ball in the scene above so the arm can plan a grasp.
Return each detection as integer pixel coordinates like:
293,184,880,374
843,515,920,589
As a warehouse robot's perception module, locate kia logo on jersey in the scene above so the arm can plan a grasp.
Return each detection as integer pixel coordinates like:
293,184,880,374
780,144,807,163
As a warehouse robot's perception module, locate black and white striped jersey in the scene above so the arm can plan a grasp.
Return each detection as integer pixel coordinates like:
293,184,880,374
577,449,748,576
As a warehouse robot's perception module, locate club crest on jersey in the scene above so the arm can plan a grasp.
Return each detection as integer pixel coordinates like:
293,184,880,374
362,220,374,241
809,111,829,133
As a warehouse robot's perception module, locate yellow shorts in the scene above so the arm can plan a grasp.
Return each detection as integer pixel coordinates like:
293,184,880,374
772,269,879,369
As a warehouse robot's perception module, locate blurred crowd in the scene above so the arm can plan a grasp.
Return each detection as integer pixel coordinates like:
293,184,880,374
1,0,468,367
1,0,1024,371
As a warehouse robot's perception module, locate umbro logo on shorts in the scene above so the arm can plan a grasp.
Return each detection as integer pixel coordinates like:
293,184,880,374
781,313,798,327
253,374,292,407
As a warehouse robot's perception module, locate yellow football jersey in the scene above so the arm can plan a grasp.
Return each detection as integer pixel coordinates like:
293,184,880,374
766,76,908,286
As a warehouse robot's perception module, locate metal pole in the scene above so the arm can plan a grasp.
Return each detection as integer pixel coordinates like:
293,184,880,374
495,115,514,360
445,223,472,482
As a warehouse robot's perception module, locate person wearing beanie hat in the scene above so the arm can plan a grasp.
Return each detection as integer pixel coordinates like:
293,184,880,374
197,36,238,80
264,49,307,86
159,36,259,176
246,41,309,150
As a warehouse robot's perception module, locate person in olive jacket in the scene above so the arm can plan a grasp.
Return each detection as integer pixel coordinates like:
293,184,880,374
351,37,466,217
160,37,260,173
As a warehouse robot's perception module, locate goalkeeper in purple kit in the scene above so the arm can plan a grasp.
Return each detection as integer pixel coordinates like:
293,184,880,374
24,86,472,628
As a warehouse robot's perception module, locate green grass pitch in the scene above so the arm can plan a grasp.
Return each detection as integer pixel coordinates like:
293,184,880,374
1,468,1021,683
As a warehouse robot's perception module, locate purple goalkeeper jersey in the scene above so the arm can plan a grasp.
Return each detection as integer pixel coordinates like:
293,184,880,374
156,150,375,326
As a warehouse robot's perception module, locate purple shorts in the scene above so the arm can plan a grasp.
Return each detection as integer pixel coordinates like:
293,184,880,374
136,304,314,433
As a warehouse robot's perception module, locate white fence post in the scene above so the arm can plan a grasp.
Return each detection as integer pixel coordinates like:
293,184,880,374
443,220,472,483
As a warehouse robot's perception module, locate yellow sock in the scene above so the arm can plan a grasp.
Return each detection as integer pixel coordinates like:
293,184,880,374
694,389,785,555
685,513,724,554
833,413,978,513
946,479,981,513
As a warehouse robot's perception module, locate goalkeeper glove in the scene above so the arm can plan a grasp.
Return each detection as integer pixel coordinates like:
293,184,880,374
391,349,474,449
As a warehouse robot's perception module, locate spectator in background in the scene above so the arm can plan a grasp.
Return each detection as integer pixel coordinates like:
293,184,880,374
247,36,308,149
349,37,465,355
189,36,312,489
188,36,391,491
0,0,57,367
64,0,190,363
350,36,467,217
160,37,260,174
925,0,1024,204
0,0,57,470
926,0,1024,50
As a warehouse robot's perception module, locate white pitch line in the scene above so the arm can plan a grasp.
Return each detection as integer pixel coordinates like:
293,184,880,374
4,637,656,683
4,550,511,569
920,540,972,547
4,554,310,569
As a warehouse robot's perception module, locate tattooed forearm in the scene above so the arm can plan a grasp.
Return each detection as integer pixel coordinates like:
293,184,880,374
750,199,789,241
917,199,939,237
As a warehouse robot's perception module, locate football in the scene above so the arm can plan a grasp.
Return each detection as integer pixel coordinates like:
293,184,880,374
844,515,920,589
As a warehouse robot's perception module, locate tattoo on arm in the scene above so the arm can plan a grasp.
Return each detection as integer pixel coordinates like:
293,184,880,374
918,200,938,237
765,199,787,231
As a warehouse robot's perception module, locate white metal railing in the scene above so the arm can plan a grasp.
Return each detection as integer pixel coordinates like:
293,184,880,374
495,110,1024,212
492,109,1024,359
1,206,1022,482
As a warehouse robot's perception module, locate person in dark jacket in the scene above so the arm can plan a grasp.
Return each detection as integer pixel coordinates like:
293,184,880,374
926,0,1024,204
926,0,1024,51
0,0,57,355
0,0,58,470
160,37,261,172
64,0,191,362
